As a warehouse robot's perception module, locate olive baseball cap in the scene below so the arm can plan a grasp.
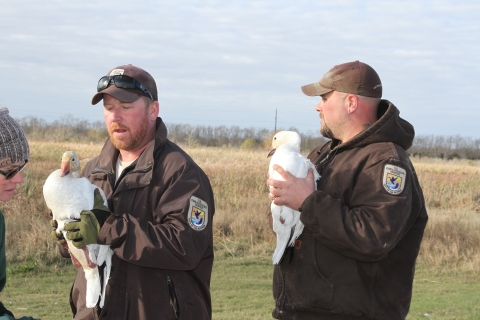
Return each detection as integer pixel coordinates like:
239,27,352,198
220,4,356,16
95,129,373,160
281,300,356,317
301,61,382,98
91,64,158,105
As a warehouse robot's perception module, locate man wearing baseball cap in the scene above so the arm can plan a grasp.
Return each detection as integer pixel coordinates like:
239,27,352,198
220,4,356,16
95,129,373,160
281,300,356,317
267,61,428,319
52,65,215,319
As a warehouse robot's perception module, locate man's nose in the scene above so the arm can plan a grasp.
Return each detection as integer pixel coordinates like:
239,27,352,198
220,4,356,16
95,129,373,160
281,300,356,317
109,108,122,122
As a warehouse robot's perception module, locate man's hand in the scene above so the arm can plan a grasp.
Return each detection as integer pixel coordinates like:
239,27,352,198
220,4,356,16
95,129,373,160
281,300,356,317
64,211,101,248
50,219,67,247
64,189,111,249
267,164,316,210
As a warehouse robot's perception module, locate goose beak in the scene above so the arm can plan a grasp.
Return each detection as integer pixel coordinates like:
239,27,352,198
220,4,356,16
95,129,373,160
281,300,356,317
60,161,70,177
267,148,276,158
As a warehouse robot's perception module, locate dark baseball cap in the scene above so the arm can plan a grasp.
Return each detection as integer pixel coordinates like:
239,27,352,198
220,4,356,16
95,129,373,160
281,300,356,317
91,64,158,105
301,61,382,98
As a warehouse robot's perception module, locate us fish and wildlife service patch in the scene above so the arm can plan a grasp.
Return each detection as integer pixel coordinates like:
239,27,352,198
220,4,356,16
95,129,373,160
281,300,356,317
188,196,209,231
382,164,406,195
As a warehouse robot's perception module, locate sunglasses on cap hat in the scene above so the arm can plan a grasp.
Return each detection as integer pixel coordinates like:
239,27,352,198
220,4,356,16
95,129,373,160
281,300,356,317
97,75,154,100
0,160,28,180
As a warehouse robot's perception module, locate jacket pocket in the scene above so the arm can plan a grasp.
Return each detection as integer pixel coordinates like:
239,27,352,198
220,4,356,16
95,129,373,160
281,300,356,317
281,231,334,310
167,275,180,320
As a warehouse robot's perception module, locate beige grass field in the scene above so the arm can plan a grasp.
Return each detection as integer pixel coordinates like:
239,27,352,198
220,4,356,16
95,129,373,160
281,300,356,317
1,141,480,319
1,141,480,271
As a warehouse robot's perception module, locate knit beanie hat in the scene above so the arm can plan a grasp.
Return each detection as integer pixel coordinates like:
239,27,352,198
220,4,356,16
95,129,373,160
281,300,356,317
0,106,29,168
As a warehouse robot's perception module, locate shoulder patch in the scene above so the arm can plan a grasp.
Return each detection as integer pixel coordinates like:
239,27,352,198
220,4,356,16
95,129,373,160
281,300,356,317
187,196,209,231
382,164,406,195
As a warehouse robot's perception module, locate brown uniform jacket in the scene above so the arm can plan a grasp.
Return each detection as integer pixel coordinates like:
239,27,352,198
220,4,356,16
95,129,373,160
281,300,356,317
272,100,428,320
69,118,215,320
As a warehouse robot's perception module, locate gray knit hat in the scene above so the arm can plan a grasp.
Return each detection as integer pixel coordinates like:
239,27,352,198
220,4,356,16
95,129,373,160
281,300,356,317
0,106,29,169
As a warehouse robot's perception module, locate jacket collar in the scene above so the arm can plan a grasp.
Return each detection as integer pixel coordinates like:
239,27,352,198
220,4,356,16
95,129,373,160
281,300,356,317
328,100,415,153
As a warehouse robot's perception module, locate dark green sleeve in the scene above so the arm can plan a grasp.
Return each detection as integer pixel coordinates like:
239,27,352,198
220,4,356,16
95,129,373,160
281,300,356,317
0,209,6,293
0,301,14,317
0,209,14,317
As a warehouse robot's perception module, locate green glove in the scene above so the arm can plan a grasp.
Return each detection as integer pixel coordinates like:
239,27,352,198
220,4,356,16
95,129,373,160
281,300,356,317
64,189,111,249
49,219,67,247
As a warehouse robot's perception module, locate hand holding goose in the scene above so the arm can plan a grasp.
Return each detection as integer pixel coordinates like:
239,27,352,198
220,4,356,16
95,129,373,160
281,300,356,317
267,131,320,264
43,151,113,308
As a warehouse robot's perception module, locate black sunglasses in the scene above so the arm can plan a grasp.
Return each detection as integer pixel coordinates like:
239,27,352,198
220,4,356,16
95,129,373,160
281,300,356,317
97,75,153,100
0,160,28,180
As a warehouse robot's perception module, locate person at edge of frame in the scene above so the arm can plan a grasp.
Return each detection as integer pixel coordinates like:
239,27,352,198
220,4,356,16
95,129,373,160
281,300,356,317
0,106,40,320
51,64,215,320
267,61,428,320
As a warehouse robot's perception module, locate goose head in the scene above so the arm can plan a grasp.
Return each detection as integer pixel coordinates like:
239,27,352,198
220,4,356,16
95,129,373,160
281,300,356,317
60,151,81,177
267,131,301,158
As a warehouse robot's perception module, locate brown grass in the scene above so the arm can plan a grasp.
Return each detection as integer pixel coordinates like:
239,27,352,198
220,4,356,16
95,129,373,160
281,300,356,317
1,142,479,272
411,157,480,272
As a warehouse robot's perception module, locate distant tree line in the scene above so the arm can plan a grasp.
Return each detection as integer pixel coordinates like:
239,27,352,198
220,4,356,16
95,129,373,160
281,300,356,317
17,115,107,142
14,116,480,159
408,135,480,160
167,123,270,147
166,123,327,152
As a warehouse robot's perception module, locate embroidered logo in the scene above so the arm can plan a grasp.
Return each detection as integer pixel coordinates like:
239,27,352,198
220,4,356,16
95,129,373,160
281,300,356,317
187,196,208,231
109,69,125,76
382,164,406,195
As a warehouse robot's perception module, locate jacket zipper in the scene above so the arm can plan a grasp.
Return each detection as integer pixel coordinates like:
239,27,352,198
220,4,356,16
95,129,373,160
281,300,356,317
167,275,179,320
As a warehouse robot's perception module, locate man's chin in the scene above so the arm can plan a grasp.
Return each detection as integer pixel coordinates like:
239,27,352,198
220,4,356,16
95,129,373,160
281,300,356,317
320,126,334,139
109,135,132,151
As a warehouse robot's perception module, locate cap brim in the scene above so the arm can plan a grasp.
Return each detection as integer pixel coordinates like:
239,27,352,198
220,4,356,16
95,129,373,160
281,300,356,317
301,82,333,97
91,86,143,105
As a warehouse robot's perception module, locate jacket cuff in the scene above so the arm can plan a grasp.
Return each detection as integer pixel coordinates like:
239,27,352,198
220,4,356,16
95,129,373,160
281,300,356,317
104,214,117,225
299,190,325,227
298,197,309,212
91,209,112,227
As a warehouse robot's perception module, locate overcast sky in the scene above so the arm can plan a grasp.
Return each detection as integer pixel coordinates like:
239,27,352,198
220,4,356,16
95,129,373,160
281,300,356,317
1,0,479,137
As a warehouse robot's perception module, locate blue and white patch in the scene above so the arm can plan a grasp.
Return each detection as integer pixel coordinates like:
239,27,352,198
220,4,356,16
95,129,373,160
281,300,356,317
187,196,208,231
382,164,406,195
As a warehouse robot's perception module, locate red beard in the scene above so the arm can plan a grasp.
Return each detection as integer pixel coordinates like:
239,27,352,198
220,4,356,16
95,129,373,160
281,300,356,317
108,120,150,151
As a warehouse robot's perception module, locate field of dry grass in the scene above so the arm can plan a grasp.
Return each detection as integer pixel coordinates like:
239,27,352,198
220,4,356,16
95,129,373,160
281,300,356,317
1,141,479,272
412,158,480,271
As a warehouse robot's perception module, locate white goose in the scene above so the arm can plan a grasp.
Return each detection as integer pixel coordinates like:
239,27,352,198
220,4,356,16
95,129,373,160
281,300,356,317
43,151,113,308
267,131,321,264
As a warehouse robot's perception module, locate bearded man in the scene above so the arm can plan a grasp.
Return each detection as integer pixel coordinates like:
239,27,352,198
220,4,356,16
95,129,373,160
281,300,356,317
267,61,428,320
53,64,215,320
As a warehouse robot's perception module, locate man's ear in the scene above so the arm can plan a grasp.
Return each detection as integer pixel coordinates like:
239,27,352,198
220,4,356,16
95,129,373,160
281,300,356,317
346,94,359,114
149,101,160,121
